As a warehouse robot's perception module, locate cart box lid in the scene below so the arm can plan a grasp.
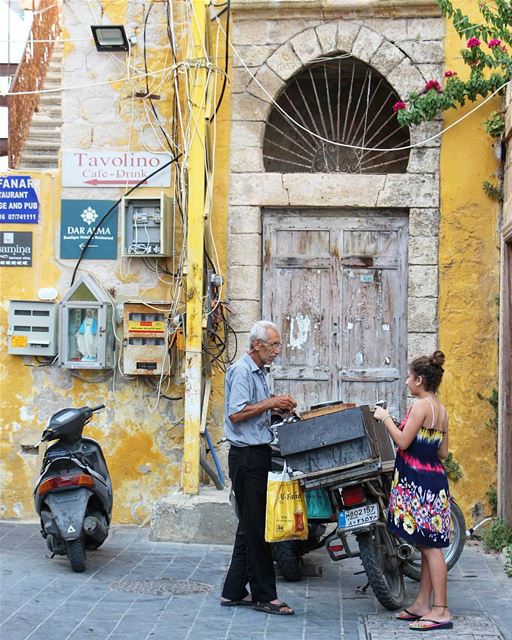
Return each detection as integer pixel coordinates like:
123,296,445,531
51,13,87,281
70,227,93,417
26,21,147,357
278,406,372,457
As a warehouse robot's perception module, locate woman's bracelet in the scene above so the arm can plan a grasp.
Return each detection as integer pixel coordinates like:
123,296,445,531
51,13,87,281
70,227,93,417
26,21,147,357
381,414,392,423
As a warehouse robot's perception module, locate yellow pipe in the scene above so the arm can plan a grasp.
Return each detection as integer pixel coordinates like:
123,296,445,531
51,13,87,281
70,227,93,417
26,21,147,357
183,0,208,494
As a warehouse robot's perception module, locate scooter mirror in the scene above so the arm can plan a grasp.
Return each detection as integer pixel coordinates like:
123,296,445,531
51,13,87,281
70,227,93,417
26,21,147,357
20,441,41,454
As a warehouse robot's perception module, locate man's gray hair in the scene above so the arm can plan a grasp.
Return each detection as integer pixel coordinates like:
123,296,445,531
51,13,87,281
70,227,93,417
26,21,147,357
249,320,279,348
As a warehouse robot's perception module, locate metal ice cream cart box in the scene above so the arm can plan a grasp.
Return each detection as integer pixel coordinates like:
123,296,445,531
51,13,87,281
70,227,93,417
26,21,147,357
276,403,395,477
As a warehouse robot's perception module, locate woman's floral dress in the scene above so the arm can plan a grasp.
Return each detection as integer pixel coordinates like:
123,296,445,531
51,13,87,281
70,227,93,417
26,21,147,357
388,407,451,548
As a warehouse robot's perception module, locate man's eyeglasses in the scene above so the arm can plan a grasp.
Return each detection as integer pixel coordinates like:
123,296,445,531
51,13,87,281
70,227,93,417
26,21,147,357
260,340,283,349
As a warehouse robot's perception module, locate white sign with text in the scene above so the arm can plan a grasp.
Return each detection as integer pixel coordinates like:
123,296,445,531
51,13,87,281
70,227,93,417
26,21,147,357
62,150,173,188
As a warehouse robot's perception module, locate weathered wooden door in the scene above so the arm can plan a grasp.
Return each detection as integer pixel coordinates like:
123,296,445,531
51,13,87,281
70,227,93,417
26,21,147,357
262,209,408,417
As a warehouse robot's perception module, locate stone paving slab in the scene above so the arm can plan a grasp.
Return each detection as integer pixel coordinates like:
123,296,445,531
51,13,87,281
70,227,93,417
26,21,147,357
363,614,505,640
0,523,511,640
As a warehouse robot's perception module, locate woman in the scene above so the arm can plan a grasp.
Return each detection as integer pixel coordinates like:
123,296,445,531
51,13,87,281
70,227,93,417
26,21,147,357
374,351,453,631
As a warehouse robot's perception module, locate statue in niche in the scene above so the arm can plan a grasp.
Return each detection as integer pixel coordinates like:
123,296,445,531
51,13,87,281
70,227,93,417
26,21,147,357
76,308,98,361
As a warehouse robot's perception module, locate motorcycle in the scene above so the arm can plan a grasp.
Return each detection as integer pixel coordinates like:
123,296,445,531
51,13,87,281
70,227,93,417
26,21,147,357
34,404,112,572
271,455,466,609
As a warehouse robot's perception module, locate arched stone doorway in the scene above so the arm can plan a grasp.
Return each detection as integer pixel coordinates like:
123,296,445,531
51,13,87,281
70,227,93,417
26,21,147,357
228,9,443,416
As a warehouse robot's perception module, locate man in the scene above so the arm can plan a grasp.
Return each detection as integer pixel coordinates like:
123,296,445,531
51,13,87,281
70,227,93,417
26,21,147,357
220,320,297,615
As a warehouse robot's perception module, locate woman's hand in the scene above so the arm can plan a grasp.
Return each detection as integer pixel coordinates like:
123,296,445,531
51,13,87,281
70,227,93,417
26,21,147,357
373,406,389,422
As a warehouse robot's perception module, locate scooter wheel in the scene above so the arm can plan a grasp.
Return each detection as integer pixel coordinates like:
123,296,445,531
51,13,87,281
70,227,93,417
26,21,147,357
66,538,86,572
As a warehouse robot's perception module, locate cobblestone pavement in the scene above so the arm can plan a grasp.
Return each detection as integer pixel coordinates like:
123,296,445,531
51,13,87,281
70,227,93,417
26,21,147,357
1,522,511,640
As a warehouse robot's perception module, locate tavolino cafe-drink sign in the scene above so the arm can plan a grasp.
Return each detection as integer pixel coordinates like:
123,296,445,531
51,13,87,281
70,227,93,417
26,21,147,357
61,150,173,188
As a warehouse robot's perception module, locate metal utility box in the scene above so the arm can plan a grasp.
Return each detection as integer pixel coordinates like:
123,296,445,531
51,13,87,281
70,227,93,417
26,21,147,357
277,405,395,477
8,300,58,356
122,302,171,375
59,275,115,369
121,193,174,257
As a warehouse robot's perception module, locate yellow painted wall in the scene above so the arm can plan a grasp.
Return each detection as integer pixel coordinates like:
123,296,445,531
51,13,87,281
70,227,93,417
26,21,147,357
3,0,500,528
0,0,230,523
439,0,500,522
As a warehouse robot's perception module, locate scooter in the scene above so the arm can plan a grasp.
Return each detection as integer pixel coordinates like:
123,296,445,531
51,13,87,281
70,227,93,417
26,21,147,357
34,404,112,572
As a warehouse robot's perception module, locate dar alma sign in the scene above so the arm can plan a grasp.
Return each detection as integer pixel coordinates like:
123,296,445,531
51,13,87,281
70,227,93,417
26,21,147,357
62,149,173,188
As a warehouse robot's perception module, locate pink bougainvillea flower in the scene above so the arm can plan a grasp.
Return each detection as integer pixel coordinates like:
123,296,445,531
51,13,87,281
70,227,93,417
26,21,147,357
424,79,442,93
488,38,502,47
392,101,407,113
444,70,457,78
466,37,481,48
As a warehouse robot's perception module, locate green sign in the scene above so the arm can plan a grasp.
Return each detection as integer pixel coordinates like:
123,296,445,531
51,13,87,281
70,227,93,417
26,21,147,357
60,200,118,260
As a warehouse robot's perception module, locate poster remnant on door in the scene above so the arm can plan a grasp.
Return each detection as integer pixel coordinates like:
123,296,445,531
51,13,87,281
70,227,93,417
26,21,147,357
61,150,173,188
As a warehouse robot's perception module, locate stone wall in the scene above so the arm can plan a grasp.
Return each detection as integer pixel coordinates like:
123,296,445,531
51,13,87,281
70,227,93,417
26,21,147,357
227,6,444,365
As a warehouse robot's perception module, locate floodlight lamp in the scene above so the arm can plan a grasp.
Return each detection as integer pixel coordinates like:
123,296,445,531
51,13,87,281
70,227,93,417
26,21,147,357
91,25,129,52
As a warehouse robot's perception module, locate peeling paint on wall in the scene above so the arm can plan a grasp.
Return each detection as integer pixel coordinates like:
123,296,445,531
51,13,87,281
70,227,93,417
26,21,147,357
288,313,311,350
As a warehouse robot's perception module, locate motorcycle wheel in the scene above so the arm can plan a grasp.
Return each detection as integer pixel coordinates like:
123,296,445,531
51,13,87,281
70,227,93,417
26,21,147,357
403,500,466,581
271,541,303,582
357,528,404,610
66,538,87,573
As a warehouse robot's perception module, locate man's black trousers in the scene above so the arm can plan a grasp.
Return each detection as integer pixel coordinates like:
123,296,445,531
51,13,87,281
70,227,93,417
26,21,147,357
221,444,277,603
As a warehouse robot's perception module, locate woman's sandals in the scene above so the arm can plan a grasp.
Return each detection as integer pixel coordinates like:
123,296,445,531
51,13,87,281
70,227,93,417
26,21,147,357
395,608,423,621
409,604,453,631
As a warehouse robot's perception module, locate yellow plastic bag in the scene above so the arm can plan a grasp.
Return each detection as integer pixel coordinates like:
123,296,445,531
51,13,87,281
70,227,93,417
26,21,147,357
265,465,308,543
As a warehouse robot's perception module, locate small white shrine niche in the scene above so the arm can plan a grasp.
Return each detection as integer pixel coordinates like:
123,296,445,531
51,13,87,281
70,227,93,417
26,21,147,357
59,275,115,369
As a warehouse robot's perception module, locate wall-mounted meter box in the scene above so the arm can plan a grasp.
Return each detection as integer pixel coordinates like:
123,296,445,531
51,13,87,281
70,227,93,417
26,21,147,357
121,193,174,257
59,275,115,369
8,301,58,356
123,302,171,375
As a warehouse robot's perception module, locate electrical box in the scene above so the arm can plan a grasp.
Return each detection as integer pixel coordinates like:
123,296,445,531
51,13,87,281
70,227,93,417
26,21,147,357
8,301,58,356
121,193,174,257
59,275,115,369
122,303,171,375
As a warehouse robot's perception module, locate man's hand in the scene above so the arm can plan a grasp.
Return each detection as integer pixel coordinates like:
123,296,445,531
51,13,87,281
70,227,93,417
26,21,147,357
270,395,297,412
229,394,297,424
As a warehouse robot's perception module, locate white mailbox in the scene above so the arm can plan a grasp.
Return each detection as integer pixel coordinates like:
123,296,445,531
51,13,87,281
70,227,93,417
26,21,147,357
59,275,115,369
8,300,58,356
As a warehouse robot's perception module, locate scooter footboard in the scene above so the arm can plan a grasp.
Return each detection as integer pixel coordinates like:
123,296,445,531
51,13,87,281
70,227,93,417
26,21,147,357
45,489,92,541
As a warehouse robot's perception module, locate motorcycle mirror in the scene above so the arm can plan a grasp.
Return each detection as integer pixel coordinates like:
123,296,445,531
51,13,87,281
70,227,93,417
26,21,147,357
20,441,41,454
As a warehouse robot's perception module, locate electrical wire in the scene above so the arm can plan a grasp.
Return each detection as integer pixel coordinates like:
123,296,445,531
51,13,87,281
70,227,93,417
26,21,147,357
142,0,180,156
209,0,229,123
2,61,186,96
25,355,59,367
217,17,512,152
69,369,114,383
143,376,183,402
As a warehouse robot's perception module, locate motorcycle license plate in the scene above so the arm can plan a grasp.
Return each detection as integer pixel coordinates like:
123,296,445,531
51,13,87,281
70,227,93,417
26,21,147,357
337,503,379,530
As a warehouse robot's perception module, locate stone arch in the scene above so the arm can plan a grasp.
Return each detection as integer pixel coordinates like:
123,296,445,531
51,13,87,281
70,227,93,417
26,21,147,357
242,22,425,122
263,55,411,173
